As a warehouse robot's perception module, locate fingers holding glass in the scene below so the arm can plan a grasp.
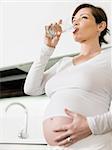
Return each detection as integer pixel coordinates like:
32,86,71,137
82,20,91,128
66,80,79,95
45,20,62,39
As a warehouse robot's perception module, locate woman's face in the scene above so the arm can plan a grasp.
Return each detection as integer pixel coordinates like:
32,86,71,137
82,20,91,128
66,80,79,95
72,8,99,43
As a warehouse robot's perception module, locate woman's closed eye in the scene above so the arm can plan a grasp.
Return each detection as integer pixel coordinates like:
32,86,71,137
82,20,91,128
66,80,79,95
81,16,88,19
72,16,88,23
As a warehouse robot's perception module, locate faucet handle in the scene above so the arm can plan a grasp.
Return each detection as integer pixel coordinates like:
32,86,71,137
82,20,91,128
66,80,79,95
18,129,28,139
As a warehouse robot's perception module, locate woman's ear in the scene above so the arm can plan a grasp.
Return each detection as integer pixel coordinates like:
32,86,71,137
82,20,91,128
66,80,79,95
97,21,106,34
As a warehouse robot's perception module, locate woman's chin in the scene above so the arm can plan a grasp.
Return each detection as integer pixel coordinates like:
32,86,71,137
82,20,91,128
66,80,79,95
73,35,81,42
73,36,85,43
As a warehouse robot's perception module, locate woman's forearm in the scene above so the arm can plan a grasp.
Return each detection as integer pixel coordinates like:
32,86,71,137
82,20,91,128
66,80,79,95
87,110,112,135
24,45,55,96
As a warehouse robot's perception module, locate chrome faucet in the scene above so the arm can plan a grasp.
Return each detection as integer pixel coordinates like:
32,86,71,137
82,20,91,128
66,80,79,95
5,102,29,139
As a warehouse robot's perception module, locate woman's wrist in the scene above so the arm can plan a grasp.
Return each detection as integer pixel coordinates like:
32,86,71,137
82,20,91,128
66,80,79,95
84,117,92,135
46,43,56,48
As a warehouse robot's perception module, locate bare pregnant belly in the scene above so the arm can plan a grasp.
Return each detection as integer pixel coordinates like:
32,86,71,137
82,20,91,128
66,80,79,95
43,116,72,146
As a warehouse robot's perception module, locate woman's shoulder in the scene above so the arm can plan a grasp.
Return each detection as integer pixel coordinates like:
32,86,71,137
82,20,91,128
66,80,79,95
98,47,112,70
100,47,112,61
101,46,112,55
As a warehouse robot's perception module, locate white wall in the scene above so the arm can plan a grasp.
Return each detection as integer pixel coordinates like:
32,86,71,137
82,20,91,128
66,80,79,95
0,0,111,68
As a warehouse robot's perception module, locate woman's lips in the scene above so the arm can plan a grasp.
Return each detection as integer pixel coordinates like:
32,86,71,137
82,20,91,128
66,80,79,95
73,28,79,34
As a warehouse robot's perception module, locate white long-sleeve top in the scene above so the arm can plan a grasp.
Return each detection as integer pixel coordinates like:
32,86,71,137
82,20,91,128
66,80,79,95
24,45,112,135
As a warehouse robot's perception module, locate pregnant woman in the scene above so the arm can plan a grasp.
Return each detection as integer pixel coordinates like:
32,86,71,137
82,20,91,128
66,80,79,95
24,3,112,150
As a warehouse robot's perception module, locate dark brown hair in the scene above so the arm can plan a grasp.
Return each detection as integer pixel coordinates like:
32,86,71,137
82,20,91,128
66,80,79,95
72,3,110,46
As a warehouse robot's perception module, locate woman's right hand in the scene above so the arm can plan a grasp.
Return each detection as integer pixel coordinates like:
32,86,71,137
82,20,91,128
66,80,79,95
44,19,62,48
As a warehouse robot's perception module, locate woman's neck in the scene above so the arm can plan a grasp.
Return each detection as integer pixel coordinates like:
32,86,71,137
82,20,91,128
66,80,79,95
72,41,102,65
80,41,102,57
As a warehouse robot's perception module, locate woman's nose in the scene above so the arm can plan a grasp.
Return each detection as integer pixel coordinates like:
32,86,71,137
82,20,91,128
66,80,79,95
73,19,80,26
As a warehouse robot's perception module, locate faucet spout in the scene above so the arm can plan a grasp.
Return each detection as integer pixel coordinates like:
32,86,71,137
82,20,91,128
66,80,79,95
5,102,29,139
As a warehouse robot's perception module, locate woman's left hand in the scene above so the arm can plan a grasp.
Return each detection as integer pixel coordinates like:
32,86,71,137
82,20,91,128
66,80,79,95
54,108,92,147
